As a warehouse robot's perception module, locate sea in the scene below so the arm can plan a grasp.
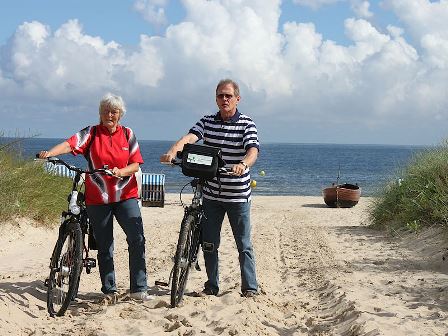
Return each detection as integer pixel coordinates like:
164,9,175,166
3,138,428,197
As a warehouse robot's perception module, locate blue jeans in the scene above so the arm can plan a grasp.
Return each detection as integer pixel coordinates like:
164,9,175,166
87,198,147,294
201,198,258,293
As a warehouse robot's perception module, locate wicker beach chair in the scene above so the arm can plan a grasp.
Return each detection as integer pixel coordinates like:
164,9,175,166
44,162,76,179
141,172,165,208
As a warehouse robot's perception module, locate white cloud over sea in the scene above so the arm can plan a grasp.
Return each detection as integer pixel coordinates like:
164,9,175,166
1,0,448,145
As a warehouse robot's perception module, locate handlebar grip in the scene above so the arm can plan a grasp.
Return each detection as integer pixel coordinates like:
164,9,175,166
160,159,178,165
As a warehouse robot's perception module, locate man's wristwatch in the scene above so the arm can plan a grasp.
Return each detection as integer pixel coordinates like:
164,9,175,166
239,161,248,169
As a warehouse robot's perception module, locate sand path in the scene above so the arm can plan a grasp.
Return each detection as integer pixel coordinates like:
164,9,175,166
1,195,447,335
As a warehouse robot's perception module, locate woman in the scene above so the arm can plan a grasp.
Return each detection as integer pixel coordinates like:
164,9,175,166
39,93,150,301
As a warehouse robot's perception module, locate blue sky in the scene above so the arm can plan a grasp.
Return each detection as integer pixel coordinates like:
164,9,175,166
1,1,356,47
1,0,447,145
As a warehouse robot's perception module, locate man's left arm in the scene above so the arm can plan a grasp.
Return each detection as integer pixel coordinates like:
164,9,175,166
233,147,259,175
240,147,259,168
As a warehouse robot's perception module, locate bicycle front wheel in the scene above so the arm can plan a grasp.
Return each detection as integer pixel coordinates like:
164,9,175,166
171,214,195,308
47,220,83,316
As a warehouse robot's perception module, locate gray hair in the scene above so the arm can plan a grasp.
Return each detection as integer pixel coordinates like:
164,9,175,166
99,93,126,117
216,79,240,97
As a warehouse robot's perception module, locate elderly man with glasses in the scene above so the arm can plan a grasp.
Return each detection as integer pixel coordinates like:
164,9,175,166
160,79,260,298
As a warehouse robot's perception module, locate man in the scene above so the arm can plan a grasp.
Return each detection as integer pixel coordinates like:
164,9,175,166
160,79,259,297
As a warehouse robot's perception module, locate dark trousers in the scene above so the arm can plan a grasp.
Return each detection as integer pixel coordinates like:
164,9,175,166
201,198,258,293
87,198,147,294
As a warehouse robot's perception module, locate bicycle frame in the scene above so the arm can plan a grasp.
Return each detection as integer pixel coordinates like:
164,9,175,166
156,178,205,283
50,160,98,274
168,177,206,307
156,156,232,308
39,156,114,316
182,178,206,268
63,170,96,273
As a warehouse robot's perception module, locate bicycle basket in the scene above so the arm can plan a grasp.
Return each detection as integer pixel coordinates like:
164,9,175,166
181,143,223,180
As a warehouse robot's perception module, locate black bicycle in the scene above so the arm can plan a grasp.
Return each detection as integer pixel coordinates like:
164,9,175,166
156,144,231,308
37,156,118,317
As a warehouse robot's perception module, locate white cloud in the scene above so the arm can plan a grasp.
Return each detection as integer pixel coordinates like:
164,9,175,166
292,0,372,16
133,0,168,27
421,34,448,68
351,0,373,18
1,0,448,145
383,0,448,40
345,18,390,61
383,0,448,70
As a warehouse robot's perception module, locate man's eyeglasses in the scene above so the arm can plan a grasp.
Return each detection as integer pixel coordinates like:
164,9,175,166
216,94,234,100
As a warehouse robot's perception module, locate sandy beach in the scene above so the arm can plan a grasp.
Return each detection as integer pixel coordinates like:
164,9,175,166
1,195,447,335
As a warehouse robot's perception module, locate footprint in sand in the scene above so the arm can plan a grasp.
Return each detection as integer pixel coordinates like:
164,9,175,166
164,313,193,332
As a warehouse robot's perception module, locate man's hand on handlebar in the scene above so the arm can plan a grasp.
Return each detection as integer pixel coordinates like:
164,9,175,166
231,163,246,176
160,153,175,164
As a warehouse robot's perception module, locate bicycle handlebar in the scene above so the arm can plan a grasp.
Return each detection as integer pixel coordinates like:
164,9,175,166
35,154,122,179
163,158,234,176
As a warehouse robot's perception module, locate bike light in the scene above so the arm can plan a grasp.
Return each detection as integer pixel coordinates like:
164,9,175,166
69,191,80,215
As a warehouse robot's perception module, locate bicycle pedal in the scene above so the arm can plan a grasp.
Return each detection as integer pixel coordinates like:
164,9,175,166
44,278,49,287
84,257,96,268
155,280,169,287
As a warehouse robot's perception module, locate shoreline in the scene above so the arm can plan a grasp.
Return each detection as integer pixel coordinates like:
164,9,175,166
5,137,421,196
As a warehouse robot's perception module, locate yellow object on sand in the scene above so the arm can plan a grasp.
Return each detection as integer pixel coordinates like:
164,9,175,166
250,180,257,188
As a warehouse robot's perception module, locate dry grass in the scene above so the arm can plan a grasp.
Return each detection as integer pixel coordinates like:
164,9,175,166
0,143,71,227
369,142,448,233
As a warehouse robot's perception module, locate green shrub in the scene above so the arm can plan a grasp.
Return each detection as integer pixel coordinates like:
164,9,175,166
0,143,71,227
369,143,448,232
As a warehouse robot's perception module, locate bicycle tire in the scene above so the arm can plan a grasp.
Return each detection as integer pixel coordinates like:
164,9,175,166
46,219,83,317
171,214,195,307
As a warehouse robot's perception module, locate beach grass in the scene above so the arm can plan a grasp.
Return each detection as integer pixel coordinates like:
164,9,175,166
369,142,448,233
0,140,70,227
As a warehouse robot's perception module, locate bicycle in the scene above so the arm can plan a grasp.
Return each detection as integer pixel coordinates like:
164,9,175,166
156,144,231,308
36,155,119,317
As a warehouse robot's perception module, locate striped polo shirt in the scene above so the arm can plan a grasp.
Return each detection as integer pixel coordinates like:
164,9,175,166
189,110,259,202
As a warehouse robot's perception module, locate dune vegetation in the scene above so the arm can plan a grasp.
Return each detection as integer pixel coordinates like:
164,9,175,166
369,142,448,233
0,139,70,227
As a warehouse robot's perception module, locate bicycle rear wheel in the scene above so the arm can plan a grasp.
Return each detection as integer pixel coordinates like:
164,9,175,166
47,220,83,316
171,214,195,307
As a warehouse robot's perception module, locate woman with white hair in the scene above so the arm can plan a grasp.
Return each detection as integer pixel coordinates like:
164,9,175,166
39,93,150,302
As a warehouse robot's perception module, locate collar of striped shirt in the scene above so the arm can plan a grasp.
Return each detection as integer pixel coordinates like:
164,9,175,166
214,109,241,123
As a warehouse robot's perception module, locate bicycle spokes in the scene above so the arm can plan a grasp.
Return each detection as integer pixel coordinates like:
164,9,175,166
47,225,83,317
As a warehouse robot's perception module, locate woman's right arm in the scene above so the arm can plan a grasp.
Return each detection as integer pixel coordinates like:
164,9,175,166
39,141,72,158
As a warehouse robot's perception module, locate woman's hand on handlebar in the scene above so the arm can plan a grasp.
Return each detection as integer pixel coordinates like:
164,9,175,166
112,167,122,177
98,167,122,180
38,150,51,159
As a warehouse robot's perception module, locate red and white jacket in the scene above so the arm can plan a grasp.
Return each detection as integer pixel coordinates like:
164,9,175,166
67,124,144,205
